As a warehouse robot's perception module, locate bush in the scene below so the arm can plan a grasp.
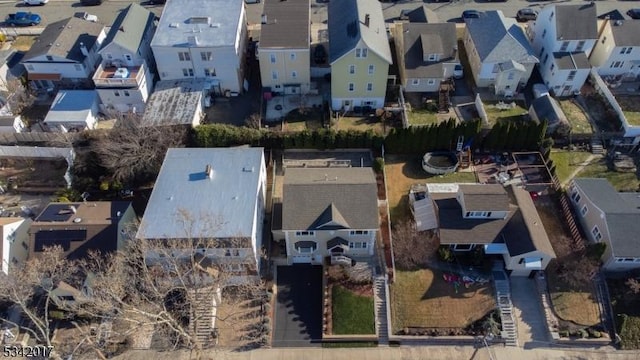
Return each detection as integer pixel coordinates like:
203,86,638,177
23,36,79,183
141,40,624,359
438,246,454,263
589,329,602,338
578,329,589,338
100,180,110,191
587,242,606,261
559,330,569,338
373,157,385,174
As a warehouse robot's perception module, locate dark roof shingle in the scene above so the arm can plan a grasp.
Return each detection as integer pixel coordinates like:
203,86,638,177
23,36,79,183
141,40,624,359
260,0,310,49
23,17,104,62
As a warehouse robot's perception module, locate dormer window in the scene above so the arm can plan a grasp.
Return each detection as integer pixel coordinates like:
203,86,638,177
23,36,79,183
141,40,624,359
465,211,492,218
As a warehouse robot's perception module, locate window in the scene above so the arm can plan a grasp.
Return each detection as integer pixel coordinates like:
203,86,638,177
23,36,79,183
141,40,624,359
204,68,216,77
428,54,437,61
507,72,515,81
125,54,133,61
355,48,368,58
427,79,435,85
349,65,355,74
368,64,375,74
581,205,588,217
571,191,581,203
270,54,276,63
225,249,231,256
591,226,602,242
602,36,607,45
182,68,189,76
611,61,624,68
106,53,113,60
21,241,28,251
233,249,240,257
366,83,373,92
46,55,53,61
349,242,367,249
412,79,420,85
124,90,130,97
294,241,317,253
465,211,488,218
576,41,586,52
295,231,315,236
348,83,354,92
291,71,297,78
201,51,212,61
178,52,190,61
549,11,554,21
550,63,555,72
539,47,545,58
114,90,120,97
188,68,194,77
542,29,547,39
290,53,296,61
11,257,18,265
620,47,632,55
543,54,549,65
560,41,570,52
74,64,82,71
271,70,278,80
567,70,577,81
350,230,369,236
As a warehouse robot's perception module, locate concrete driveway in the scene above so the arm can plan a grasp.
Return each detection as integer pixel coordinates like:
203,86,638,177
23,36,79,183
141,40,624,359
510,277,549,348
273,265,323,347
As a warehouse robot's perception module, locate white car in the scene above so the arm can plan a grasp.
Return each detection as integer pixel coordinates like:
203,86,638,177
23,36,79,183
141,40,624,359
23,0,48,5
74,12,98,23
453,64,464,79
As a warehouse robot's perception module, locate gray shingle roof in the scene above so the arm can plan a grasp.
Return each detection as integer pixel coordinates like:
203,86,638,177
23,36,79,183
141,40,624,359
101,3,155,55
396,22,457,79
530,94,567,126
23,17,104,62
282,168,378,230
555,3,597,41
137,147,265,240
458,184,510,212
328,0,392,64
141,80,204,126
504,186,555,257
151,0,243,48
260,0,309,49
405,5,440,23
610,20,640,47
553,52,590,70
573,178,640,257
465,10,538,64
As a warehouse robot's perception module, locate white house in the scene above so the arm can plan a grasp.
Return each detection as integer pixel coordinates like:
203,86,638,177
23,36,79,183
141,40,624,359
0,97,25,133
151,0,248,94
21,17,106,90
43,90,99,132
529,3,598,96
590,19,640,78
136,148,267,282
272,167,379,265
426,183,555,277
464,11,538,96
93,4,157,114
569,178,640,272
0,218,32,275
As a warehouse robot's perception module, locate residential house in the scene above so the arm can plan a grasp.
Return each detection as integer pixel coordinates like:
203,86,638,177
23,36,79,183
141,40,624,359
393,22,458,92
0,218,32,275
425,183,555,276
151,0,247,94
43,90,99,132
329,0,392,111
140,79,205,127
272,167,378,265
569,178,640,271
398,5,440,23
0,97,25,133
29,201,136,261
529,3,597,96
528,94,571,136
259,0,310,95
464,11,538,96
590,19,640,78
22,17,106,90
93,3,157,114
0,50,24,92
136,148,266,282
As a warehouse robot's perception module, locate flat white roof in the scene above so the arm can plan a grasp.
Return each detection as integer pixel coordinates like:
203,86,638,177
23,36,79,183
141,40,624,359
44,90,97,124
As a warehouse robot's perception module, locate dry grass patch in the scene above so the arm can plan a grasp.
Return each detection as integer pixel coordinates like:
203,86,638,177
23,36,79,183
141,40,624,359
10,36,36,51
546,261,601,327
334,116,386,135
391,269,495,333
557,100,593,134
616,96,640,126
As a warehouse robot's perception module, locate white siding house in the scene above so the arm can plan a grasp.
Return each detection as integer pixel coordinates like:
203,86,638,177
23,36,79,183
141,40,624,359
590,19,640,78
151,0,248,94
21,17,106,90
43,90,99,132
0,218,32,275
528,3,597,96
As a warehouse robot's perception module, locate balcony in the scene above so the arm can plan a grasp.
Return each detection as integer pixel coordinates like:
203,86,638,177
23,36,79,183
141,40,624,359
93,63,145,88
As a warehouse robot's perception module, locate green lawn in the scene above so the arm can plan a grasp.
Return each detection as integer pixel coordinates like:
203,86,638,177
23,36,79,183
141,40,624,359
334,116,386,135
548,150,593,185
284,109,323,131
332,285,375,335
407,108,439,126
558,100,593,134
576,157,640,192
483,101,528,127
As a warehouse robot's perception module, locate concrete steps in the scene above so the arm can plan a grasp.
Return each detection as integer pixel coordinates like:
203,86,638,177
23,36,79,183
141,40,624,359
374,276,389,346
591,139,604,155
492,263,518,347
190,287,217,347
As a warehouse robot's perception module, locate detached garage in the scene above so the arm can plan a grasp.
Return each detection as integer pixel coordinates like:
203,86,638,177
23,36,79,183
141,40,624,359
44,90,99,132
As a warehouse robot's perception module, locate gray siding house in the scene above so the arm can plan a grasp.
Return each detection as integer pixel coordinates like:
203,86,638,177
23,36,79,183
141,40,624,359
569,178,640,271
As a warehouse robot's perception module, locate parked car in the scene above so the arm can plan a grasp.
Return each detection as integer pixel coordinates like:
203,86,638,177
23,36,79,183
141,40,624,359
79,0,102,5
5,12,41,26
462,10,482,19
516,8,538,22
628,9,640,20
74,11,98,22
23,0,48,5
533,84,550,99
314,44,327,64
453,64,464,79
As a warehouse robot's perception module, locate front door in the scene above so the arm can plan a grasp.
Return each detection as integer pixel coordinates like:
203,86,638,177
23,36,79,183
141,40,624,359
342,100,352,111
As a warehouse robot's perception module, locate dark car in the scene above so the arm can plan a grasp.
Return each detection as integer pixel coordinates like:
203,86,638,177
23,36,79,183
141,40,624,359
516,8,537,22
462,10,482,19
5,12,41,26
80,0,102,5
314,44,327,64
628,9,640,20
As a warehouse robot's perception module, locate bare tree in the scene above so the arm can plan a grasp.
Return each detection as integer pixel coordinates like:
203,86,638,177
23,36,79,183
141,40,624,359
391,220,439,270
556,254,599,289
244,113,262,129
626,278,640,295
2,78,35,115
91,117,188,184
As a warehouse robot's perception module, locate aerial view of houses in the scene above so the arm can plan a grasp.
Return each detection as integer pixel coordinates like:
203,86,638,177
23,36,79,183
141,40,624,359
2,0,640,358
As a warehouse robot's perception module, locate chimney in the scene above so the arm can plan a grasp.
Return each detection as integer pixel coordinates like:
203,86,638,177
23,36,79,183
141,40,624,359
364,14,370,27
206,164,214,179
79,42,89,57
261,14,267,24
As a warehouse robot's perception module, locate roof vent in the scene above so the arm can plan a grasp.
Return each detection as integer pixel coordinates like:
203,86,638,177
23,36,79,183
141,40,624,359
206,164,214,179
73,218,82,223
169,23,180,28
364,14,370,28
